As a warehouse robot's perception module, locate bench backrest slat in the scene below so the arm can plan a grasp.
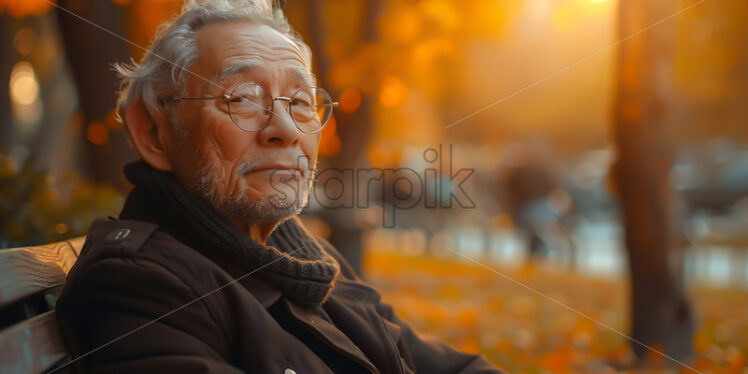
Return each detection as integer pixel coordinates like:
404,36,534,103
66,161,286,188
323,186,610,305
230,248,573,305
0,240,82,309
0,311,69,373
0,237,85,374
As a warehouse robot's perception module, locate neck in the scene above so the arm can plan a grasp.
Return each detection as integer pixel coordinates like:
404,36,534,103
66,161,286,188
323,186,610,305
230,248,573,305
228,216,280,245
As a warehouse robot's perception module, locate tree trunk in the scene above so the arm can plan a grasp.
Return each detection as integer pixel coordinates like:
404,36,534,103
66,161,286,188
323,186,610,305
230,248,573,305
614,0,694,362
304,0,382,275
56,0,135,190
0,14,16,152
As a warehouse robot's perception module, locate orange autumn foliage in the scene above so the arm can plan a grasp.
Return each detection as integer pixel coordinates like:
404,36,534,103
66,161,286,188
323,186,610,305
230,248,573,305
364,251,748,373
0,0,55,17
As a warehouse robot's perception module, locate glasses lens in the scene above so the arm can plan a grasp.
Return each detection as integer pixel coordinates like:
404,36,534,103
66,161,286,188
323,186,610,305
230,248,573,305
291,87,333,134
228,84,272,131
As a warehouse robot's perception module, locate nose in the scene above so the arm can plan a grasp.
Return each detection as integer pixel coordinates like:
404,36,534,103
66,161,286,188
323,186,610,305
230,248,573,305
258,98,300,147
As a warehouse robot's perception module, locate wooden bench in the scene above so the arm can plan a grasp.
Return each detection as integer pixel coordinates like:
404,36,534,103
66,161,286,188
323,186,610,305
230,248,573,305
0,237,85,374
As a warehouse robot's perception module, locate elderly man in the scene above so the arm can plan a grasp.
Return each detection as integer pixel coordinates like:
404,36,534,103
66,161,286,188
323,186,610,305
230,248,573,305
56,1,504,373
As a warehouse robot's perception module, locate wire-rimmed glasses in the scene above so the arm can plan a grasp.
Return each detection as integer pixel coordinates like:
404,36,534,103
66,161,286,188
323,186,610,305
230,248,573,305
160,83,338,134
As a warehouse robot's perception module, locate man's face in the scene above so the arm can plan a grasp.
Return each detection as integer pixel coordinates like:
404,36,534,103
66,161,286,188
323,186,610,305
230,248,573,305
166,22,320,223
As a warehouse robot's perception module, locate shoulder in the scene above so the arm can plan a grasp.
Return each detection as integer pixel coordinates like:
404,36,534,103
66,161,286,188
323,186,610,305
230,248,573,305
57,218,236,339
63,217,227,297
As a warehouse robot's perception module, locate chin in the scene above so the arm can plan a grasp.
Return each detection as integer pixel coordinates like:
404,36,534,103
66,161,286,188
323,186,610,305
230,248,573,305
237,194,306,223
255,185,309,209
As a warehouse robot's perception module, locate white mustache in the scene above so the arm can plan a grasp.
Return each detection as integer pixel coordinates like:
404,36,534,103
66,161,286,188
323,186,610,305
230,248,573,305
238,158,264,175
238,156,311,176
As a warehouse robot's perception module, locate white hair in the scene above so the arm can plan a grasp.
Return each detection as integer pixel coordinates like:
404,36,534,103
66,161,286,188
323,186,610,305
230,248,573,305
113,0,312,128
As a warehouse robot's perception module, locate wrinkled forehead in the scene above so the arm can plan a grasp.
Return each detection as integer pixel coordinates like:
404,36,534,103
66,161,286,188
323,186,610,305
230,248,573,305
194,22,313,87
216,61,313,86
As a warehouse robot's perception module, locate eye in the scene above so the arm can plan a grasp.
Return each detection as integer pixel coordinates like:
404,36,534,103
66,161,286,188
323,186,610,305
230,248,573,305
291,97,312,107
230,96,247,103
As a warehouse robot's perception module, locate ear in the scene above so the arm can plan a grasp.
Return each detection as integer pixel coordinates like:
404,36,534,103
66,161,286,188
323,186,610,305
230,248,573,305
125,100,174,172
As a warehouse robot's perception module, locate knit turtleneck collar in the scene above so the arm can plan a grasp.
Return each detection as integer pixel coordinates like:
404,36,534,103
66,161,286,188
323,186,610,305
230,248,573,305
120,160,340,308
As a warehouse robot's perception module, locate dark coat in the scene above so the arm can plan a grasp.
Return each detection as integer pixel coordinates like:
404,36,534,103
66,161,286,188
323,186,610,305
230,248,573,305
56,214,505,373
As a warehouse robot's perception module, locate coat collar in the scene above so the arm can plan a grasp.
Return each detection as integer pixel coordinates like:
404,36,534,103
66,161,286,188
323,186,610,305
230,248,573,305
119,160,339,309
117,177,287,309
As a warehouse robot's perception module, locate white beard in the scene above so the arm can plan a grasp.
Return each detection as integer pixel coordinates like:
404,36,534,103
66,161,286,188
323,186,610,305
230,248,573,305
180,152,315,224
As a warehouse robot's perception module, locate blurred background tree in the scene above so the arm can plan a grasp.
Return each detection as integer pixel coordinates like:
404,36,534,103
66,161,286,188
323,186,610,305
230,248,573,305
56,0,135,190
613,0,693,361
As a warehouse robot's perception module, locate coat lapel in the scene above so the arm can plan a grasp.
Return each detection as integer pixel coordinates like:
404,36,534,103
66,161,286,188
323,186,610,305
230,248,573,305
285,298,380,374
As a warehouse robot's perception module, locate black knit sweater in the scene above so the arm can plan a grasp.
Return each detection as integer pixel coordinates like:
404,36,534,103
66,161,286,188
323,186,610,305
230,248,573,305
120,160,341,308
116,160,370,373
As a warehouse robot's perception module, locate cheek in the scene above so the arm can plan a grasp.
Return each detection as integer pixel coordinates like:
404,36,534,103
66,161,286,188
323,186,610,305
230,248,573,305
209,116,256,161
194,107,259,175
212,123,259,194
187,109,257,187
301,133,321,165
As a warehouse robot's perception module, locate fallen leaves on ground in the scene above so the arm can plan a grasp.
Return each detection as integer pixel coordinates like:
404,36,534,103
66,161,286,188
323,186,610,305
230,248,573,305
363,251,748,374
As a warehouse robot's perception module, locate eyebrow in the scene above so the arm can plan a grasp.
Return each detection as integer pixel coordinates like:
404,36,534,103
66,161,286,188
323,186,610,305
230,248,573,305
218,63,315,86
219,63,259,80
